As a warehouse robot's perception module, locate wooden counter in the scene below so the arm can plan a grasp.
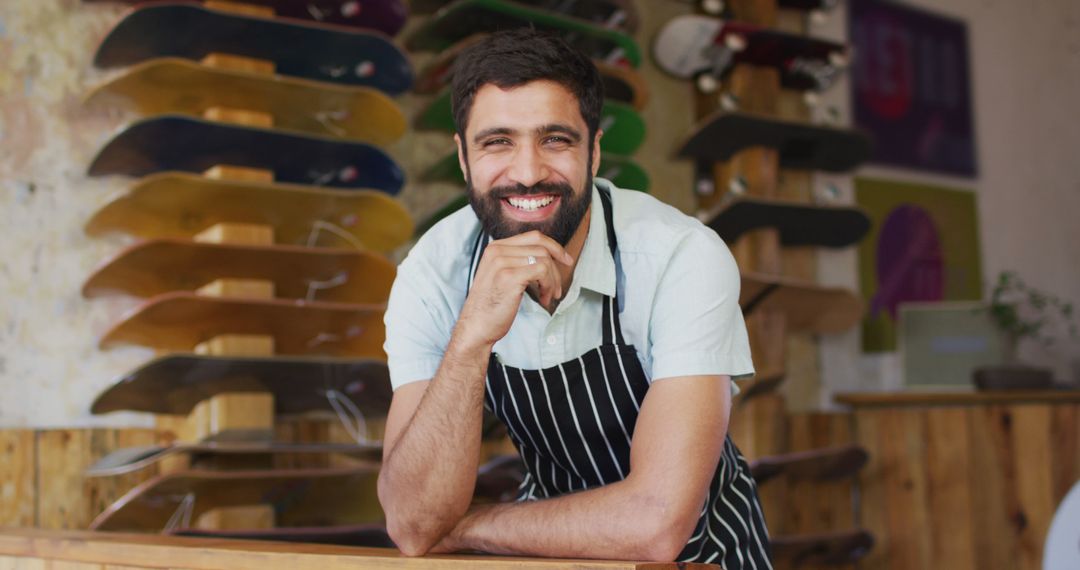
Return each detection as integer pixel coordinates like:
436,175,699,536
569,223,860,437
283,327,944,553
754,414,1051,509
0,528,719,570
833,391,1078,570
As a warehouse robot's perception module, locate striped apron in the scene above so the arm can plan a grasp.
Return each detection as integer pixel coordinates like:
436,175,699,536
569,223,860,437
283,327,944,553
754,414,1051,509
467,188,773,567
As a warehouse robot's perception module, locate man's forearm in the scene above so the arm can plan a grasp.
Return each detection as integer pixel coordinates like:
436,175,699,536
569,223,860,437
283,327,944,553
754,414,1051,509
440,476,698,562
377,334,492,555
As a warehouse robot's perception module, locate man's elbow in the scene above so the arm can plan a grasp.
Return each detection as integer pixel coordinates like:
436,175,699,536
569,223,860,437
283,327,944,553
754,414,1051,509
635,501,699,562
385,520,439,557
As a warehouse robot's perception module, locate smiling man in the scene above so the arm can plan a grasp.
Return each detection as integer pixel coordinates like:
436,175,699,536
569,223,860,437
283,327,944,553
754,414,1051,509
377,29,771,567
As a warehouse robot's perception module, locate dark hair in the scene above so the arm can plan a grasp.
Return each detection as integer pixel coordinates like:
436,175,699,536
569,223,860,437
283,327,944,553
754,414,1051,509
450,28,604,141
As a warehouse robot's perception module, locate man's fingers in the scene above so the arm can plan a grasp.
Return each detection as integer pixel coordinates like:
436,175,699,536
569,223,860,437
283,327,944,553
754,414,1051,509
493,231,574,265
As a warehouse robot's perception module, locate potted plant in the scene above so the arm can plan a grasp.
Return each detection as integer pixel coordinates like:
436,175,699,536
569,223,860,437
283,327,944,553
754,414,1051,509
974,271,1078,390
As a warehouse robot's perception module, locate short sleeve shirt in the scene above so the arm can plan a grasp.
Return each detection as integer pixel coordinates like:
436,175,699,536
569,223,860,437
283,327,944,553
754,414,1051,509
384,179,755,392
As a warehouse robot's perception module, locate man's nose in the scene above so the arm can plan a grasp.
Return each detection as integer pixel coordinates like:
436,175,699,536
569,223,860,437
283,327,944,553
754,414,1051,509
506,145,549,188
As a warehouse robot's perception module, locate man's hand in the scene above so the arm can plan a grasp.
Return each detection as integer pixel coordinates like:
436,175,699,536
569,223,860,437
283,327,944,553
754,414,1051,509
456,230,575,347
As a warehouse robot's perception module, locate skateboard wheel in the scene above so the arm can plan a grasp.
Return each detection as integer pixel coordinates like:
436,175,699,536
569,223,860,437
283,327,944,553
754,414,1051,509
803,91,820,108
724,33,747,52
810,10,828,26
728,176,748,195
719,92,739,111
695,73,720,94
829,50,851,68
341,1,361,18
701,0,725,16
695,178,716,196
355,61,376,78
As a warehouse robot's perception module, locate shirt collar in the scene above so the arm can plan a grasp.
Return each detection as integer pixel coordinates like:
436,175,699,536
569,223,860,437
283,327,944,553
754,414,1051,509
572,182,617,298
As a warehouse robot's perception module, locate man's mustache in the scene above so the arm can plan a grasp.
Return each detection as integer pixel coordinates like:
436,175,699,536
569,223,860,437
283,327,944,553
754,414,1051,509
489,182,573,200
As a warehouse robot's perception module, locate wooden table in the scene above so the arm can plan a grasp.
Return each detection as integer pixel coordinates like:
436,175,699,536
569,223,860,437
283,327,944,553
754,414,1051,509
0,528,720,570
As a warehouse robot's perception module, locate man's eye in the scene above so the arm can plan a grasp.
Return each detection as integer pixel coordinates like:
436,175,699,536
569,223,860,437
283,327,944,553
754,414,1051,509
544,136,571,145
482,138,510,147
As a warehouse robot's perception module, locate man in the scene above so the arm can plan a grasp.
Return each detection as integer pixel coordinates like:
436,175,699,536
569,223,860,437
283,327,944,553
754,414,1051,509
378,29,771,567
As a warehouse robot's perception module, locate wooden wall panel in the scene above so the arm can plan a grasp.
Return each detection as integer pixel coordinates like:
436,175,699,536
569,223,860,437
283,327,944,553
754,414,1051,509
923,408,975,568
0,431,36,527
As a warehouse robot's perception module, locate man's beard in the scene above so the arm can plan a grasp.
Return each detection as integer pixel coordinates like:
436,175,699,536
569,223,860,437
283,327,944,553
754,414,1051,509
466,170,593,247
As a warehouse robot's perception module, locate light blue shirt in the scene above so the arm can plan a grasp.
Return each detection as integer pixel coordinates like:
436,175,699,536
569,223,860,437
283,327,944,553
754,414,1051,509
384,179,754,392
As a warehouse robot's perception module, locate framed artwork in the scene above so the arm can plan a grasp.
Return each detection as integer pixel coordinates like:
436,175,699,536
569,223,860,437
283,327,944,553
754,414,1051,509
856,177,983,352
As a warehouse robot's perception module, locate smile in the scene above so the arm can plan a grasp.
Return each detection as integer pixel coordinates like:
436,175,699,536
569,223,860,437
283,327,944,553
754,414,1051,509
506,195,556,211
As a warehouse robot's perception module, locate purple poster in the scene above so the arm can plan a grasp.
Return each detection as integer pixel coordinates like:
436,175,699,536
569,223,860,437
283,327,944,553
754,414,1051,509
849,0,977,177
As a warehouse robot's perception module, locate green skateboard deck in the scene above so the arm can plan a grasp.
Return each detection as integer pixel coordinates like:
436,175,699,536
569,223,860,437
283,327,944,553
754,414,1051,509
91,354,391,417
85,58,406,145
417,87,645,155
420,149,649,191
406,0,641,67
86,442,384,477
82,239,396,304
85,173,413,254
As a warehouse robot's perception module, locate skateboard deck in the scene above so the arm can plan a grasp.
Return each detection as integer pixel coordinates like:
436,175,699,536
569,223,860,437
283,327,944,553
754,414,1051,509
99,292,386,357
88,466,381,531
701,195,870,248
83,239,395,304
410,0,638,33
653,16,849,92
413,36,648,110
83,0,409,36
91,354,390,416
474,455,526,503
417,88,646,155
85,58,406,145
740,273,863,334
85,173,412,254
405,0,641,68
421,150,650,191
750,445,869,484
772,529,874,566
88,115,405,194
171,524,394,547
733,368,785,405
94,3,413,93
87,442,384,477
678,110,872,172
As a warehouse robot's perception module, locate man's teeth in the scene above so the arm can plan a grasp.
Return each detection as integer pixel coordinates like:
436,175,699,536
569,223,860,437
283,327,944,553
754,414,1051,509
507,196,555,211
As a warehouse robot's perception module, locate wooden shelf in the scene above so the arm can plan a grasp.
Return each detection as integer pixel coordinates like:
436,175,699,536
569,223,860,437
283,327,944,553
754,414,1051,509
835,389,1080,408
0,529,719,570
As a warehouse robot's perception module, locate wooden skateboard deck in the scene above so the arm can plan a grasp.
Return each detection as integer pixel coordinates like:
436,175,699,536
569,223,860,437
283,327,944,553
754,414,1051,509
85,173,412,253
740,273,863,334
83,239,395,304
94,3,413,93
413,36,649,110
410,0,638,33
701,195,870,248
405,0,641,68
85,58,406,144
678,110,872,172
99,292,386,357
420,150,650,191
88,466,381,531
171,524,394,547
417,87,646,155
83,0,409,36
91,354,390,416
772,529,874,566
88,116,405,193
654,16,849,92
750,444,868,484
87,442,384,477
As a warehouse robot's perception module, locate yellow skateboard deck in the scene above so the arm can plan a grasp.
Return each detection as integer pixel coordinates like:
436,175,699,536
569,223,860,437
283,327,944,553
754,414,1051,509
100,292,386,357
740,272,863,334
85,173,413,254
83,239,395,304
85,58,406,145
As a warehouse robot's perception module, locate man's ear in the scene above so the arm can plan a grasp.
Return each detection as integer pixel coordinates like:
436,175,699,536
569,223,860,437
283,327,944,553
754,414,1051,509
591,129,603,177
454,133,466,177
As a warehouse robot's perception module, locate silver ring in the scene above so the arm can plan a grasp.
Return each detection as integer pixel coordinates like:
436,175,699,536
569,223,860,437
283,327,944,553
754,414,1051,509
527,255,536,265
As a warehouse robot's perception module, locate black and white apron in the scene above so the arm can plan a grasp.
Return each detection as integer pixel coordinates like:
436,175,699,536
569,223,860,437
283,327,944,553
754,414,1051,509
467,188,772,567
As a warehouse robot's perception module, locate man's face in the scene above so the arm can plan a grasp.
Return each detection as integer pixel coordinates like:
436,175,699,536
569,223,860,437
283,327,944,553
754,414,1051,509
456,80,601,245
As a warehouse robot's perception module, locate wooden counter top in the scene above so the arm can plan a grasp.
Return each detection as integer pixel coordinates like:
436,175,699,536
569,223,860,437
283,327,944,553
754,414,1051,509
0,528,719,570
834,389,1080,408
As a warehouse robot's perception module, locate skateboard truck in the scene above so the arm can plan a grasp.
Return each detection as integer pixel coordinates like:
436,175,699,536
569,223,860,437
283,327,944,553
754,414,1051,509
695,33,746,94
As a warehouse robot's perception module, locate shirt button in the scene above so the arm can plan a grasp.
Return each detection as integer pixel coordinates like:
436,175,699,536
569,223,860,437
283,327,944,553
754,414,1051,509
546,335,557,346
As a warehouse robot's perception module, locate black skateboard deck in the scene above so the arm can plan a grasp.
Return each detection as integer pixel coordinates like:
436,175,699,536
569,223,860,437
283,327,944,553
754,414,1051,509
678,110,872,172
410,0,638,33
94,3,413,94
90,354,391,417
88,115,405,194
702,195,871,248
474,455,526,503
85,0,409,36
89,466,381,531
99,292,386,357
83,239,396,304
734,369,785,405
87,442,384,477
85,173,412,253
750,444,869,484
171,524,394,547
406,0,641,68
772,529,875,567
740,273,863,334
